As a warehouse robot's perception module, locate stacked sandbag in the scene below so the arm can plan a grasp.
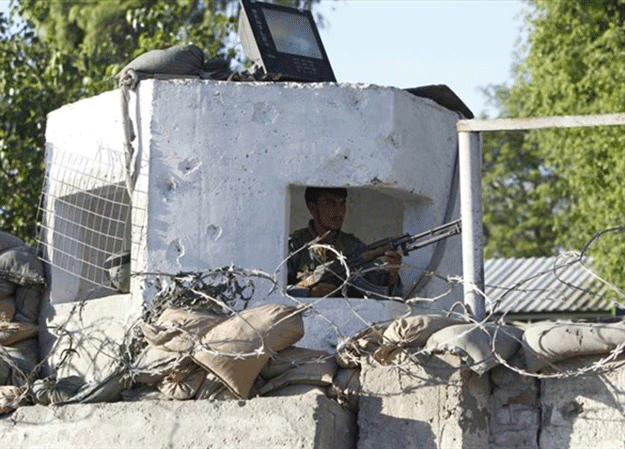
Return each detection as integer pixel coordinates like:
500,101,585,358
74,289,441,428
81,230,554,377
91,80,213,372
126,307,230,401
336,314,524,378
124,303,306,401
374,315,468,364
191,303,304,399
258,346,337,397
424,322,524,375
521,321,625,373
0,231,45,390
334,314,469,368
329,315,473,410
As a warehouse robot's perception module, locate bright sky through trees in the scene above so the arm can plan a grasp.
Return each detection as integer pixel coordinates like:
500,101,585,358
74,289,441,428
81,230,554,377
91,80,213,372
0,0,524,116
315,0,525,117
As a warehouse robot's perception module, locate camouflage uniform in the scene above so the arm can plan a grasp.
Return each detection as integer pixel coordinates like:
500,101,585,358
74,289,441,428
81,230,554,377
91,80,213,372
287,220,402,298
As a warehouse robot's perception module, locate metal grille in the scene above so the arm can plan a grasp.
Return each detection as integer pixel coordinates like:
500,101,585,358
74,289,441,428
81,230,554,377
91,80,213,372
37,147,144,300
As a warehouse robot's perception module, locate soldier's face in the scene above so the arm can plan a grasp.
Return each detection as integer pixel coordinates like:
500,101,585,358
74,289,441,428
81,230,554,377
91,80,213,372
308,192,347,232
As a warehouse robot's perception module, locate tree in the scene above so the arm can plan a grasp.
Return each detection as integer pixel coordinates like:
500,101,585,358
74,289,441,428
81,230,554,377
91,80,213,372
0,15,62,242
0,0,318,244
482,0,624,289
481,84,561,259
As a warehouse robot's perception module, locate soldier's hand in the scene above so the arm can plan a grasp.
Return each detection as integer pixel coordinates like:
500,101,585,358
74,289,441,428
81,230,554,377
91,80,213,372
384,250,402,286
309,282,339,297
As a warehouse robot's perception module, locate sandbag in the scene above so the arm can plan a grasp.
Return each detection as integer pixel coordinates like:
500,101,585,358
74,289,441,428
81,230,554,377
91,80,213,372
0,385,27,415
0,298,15,322
425,323,523,375
157,364,206,400
522,321,625,373
0,247,45,286
192,304,304,399
0,338,39,385
327,368,360,412
260,347,330,379
259,352,336,396
194,371,228,400
0,353,8,385
13,284,43,324
121,385,168,402
63,368,125,404
32,376,85,405
140,307,227,353
0,279,15,300
131,345,192,384
210,387,239,401
267,384,326,397
374,315,466,364
0,231,24,253
335,323,390,369
118,45,204,79
0,322,38,346
196,374,265,401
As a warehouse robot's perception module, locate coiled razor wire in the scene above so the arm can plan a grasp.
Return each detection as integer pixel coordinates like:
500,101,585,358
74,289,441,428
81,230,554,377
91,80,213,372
0,226,623,409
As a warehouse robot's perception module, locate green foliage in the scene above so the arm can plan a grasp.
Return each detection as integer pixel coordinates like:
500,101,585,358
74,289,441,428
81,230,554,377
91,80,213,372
0,0,317,243
482,0,624,289
481,84,560,258
0,15,58,243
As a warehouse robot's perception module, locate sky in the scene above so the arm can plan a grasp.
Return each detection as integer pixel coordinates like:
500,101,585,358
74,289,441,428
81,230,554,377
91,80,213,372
314,0,526,117
0,0,526,116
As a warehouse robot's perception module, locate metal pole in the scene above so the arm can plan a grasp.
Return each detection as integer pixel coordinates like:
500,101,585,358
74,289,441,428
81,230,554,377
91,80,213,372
458,131,485,320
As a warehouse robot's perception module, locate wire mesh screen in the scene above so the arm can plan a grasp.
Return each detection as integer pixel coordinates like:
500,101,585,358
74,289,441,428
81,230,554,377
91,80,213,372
37,147,143,302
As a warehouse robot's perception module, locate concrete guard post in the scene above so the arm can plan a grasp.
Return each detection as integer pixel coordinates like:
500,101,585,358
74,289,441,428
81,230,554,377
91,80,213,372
40,79,465,374
31,79,479,449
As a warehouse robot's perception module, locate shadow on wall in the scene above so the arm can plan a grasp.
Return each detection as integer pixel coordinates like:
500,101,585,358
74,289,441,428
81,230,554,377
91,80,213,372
358,395,437,449
540,355,625,448
312,394,359,449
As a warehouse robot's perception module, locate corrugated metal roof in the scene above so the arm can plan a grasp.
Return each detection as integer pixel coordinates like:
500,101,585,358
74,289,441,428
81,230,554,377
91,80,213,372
484,255,617,317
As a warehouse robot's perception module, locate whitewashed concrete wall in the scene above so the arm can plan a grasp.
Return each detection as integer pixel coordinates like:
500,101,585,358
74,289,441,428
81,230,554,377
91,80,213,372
1,393,356,449
43,90,135,304
130,80,461,304
41,80,462,364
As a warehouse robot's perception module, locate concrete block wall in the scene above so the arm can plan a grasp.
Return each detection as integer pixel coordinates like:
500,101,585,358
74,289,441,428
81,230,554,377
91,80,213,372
0,393,356,449
358,355,490,449
539,356,625,449
490,359,540,448
358,354,625,449
4,351,625,448
489,355,625,449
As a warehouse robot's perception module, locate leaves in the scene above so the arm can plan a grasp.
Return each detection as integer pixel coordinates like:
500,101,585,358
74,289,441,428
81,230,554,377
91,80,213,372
482,0,624,289
0,0,319,244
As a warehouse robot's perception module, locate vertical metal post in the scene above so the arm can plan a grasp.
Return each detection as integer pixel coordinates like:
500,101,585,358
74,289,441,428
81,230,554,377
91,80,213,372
458,131,485,320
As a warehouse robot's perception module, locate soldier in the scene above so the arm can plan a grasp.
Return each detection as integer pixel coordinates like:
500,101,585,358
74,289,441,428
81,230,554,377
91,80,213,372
287,187,402,298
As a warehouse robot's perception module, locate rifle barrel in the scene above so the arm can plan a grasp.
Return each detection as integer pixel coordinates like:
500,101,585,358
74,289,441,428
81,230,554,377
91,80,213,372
349,219,461,268
404,219,462,252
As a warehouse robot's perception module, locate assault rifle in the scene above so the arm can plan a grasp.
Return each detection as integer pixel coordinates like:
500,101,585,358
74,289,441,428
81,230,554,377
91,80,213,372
297,219,462,294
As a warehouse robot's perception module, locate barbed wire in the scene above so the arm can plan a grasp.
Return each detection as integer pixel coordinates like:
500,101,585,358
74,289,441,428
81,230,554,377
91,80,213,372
0,225,624,412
